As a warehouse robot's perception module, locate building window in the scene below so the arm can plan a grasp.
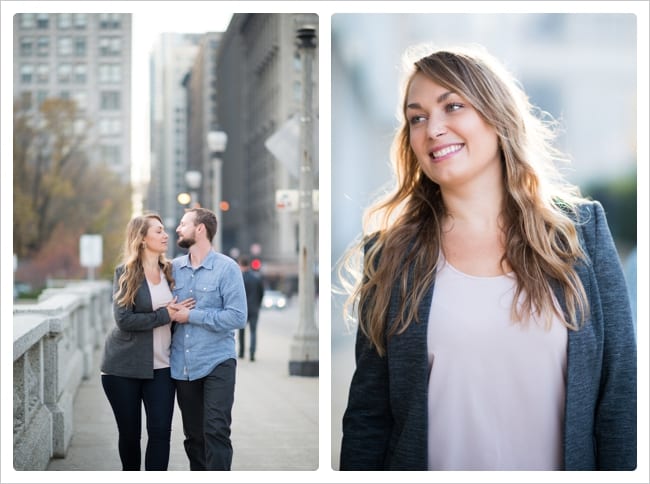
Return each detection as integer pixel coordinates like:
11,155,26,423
57,63,72,83
99,13,122,29
36,64,49,83
100,91,121,110
74,37,86,56
99,37,121,56
36,14,49,29
72,91,87,111
20,37,34,56
73,14,87,29
58,13,72,29
59,90,70,100
36,90,49,107
293,80,301,102
20,14,36,29
99,118,122,136
58,37,73,56
73,64,87,83
100,145,121,166
20,91,33,110
20,64,34,83
99,64,122,83
37,36,49,56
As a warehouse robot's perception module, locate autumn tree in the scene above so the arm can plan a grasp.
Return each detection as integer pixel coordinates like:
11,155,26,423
13,98,132,286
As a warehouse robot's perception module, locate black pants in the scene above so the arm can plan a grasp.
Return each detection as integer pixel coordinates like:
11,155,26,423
175,358,236,470
101,368,175,470
238,312,259,359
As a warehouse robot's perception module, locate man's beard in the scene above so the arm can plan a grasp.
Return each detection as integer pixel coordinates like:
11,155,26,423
177,236,196,249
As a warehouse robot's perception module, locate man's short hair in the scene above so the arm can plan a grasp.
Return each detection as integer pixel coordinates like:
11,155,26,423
187,208,217,242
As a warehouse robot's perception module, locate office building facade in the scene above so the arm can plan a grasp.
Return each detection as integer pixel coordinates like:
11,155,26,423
13,13,132,183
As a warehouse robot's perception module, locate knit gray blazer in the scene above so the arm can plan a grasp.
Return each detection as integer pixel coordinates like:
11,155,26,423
100,265,172,379
340,201,637,470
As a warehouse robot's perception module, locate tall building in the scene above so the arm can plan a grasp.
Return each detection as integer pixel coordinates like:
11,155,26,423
183,32,222,232
147,32,202,245
216,13,319,284
13,13,132,183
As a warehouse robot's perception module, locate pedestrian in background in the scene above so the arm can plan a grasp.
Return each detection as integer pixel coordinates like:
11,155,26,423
238,256,265,361
169,207,247,470
338,45,636,470
100,213,194,470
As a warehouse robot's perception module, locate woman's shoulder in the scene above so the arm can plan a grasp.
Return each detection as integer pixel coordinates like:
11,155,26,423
363,231,381,252
553,198,603,224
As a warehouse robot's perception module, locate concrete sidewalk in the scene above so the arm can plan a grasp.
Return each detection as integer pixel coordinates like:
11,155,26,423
47,304,318,471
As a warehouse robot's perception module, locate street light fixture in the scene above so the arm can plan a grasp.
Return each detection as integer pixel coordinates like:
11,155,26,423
185,170,202,207
207,130,228,253
177,192,191,205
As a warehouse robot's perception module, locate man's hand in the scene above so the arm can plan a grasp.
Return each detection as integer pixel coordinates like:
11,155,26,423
167,297,195,323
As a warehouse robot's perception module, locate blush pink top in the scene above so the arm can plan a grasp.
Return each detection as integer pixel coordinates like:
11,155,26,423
147,271,173,370
427,257,567,470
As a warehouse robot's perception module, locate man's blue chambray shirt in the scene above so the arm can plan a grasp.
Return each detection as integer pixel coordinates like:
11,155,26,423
170,250,247,381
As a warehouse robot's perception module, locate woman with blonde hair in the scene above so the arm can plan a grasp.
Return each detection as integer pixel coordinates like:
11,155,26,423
339,45,636,470
101,212,194,470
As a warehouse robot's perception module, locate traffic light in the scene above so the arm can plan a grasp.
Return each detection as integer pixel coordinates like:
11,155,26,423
251,258,262,271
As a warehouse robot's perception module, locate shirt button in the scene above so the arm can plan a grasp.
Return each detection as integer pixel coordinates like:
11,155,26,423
186,349,189,352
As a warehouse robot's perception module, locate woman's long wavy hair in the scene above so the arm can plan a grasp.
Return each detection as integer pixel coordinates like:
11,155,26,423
114,213,174,307
338,45,589,356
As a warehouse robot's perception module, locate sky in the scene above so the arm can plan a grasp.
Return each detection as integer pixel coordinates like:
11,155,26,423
130,9,234,185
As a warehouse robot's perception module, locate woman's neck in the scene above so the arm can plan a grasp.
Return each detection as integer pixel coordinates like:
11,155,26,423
142,252,160,272
441,184,505,232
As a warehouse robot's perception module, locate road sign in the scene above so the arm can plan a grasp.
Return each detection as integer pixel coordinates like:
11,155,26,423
275,189,299,212
80,234,102,268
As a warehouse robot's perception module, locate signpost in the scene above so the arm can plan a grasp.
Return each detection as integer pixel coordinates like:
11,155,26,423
80,234,102,280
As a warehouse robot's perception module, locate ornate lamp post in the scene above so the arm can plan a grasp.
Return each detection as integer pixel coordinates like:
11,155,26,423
289,25,318,377
207,131,228,253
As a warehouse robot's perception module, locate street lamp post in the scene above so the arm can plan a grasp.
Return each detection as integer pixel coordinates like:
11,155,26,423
289,25,318,377
207,131,228,253
185,170,202,208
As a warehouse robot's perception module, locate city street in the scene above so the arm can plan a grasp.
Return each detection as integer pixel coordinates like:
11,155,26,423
47,298,318,471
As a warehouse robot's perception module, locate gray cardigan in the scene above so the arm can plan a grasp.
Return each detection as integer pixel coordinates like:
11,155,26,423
340,201,637,470
100,265,172,379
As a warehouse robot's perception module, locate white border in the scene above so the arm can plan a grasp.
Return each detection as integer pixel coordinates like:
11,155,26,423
2,2,647,483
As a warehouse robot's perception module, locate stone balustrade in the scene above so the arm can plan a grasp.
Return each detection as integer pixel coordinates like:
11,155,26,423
13,280,113,470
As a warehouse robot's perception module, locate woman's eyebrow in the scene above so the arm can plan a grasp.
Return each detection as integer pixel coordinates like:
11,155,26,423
406,91,454,110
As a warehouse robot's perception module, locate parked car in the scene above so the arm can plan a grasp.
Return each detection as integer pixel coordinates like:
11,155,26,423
262,290,287,310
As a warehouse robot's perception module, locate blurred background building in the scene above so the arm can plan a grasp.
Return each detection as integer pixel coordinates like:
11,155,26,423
13,13,132,183
216,14,319,288
147,31,205,242
330,13,638,469
12,11,319,299
12,13,135,292
145,13,319,293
